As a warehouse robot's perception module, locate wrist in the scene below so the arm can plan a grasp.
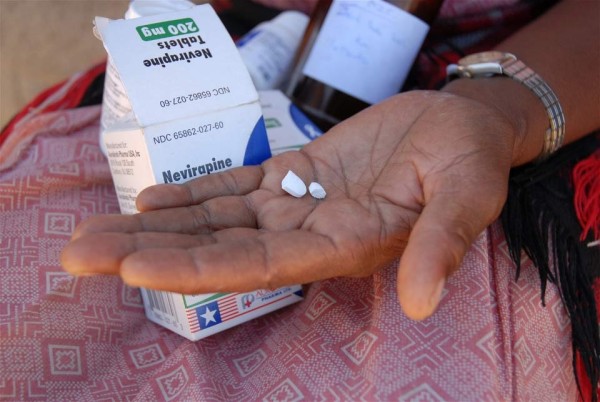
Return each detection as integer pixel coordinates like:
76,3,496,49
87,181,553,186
442,77,549,166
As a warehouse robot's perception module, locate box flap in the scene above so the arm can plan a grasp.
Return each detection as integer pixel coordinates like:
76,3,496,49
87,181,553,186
95,4,259,127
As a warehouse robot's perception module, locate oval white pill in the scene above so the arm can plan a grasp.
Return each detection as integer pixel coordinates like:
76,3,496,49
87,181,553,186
309,182,326,199
281,170,307,198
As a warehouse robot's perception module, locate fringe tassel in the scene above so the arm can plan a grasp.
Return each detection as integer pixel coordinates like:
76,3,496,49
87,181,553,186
573,151,600,245
501,133,600,402
573,149,600,402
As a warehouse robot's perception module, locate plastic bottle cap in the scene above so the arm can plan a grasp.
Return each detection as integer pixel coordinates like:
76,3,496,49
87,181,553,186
125,0,195,19
271,11,309,39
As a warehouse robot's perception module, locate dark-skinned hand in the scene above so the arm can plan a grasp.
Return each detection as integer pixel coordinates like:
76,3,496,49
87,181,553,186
61,90,516,320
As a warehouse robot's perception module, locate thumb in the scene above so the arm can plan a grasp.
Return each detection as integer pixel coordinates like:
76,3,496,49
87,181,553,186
397,193,495,321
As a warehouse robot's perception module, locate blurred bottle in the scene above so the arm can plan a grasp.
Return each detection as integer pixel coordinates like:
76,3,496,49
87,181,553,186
285,0,444,130
99,0,195,156
237,11,309,90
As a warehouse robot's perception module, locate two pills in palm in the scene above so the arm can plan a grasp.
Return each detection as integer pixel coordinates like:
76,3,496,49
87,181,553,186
281,170,326,199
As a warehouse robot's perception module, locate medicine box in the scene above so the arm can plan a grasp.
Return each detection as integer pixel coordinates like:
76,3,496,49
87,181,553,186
95,5,305,341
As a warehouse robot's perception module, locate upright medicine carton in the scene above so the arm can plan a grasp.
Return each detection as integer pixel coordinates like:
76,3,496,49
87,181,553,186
95,5,303,341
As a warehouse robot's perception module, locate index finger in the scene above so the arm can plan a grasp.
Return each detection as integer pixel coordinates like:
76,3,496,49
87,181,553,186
137,150,317,212
136,165,264,211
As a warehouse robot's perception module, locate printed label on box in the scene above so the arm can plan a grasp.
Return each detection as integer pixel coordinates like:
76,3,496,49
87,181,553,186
95,5,258,127
140,287,304,341
259,90,323,155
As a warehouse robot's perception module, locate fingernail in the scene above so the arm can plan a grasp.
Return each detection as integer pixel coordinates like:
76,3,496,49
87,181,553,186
429,278,446,311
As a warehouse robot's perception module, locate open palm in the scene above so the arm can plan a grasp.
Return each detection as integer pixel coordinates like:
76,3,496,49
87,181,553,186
62,90,516,319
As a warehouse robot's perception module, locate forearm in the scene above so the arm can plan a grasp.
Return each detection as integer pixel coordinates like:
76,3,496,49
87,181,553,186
443,0,600,166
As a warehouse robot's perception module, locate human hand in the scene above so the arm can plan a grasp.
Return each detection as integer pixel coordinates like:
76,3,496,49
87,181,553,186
61,90,517,320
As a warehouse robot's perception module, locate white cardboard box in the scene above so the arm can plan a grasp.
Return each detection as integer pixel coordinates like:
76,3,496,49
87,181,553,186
96,5,304,341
